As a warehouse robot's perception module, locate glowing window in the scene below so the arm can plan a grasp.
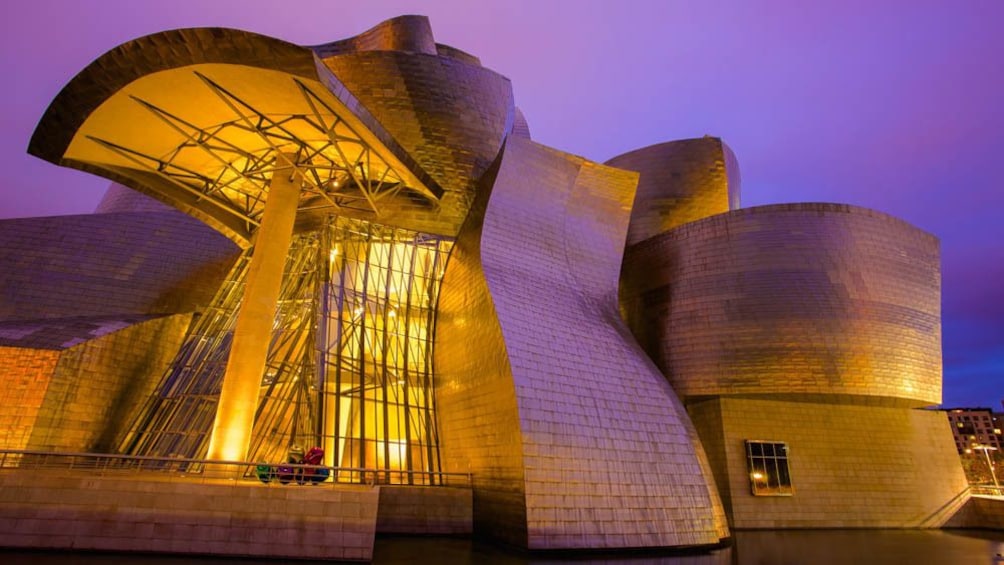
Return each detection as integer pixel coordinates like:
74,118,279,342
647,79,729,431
745,440,793,496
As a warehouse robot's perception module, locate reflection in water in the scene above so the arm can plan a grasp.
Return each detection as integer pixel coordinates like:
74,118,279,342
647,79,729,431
4,530,1004,564
731,529,1004,565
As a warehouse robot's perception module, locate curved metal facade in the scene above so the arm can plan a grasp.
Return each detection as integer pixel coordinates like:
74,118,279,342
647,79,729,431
606,137,740,245
437,137,728,550
16,12,964,554
319,51,513,235
621,203,941,405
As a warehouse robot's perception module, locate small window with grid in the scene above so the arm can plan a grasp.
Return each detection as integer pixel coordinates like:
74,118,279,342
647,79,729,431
745,440,794,496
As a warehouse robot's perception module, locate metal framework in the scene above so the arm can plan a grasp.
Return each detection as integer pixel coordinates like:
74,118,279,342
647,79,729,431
119,217,452,484
87,73,440,233
320,217,452,482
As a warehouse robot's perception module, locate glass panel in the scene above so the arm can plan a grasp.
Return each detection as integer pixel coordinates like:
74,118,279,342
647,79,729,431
320,216,452,484
745,440,794,496
120,216,453,486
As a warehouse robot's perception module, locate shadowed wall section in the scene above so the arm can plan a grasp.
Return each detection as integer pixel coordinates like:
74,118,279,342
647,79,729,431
607,137,740,246
438,136,728,550
0,211,237,322
621,203,942,405
0,315,192,454
436,152,528,546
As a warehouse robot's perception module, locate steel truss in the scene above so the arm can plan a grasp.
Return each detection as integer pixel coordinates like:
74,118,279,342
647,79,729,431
87,73,439,233
119,217,453,484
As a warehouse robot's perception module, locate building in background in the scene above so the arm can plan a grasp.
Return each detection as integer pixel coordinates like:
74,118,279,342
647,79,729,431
944,407,1003,453
0,14,969,552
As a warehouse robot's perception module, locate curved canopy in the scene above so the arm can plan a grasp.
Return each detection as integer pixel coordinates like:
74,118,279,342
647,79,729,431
30,29,446,244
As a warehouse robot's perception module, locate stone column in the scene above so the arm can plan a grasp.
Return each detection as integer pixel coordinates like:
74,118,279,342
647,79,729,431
206,154,301,462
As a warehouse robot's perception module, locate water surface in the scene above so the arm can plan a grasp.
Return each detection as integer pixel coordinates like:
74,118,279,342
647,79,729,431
3,529,1002,564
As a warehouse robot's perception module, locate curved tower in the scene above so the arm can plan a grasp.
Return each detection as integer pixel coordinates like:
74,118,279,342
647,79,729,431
620,201,967,528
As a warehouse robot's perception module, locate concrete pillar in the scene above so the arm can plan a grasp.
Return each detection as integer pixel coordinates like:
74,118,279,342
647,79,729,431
206,155,301,462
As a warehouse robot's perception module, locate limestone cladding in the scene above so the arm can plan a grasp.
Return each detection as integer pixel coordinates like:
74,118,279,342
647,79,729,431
0,473,379,561
688,397,969,529
621,203,942,405
606,137,740,246
26,314,193,453
0,347,59,451
0,211,237,322
376,486,473,534
438,136,728,550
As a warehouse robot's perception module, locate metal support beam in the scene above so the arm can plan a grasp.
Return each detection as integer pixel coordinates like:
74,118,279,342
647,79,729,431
205,153,301,463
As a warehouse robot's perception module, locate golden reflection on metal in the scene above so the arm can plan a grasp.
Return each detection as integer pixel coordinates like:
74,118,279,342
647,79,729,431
206,155,301,463
85,72,439,232
119,216,451,482
320,217,452,482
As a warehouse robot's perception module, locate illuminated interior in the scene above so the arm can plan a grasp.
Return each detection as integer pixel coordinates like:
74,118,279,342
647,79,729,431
320,218,452,482
59,64,441,242
120,217,452,483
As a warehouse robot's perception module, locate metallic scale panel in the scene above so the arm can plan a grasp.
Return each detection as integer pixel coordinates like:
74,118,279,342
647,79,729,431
319,50,513,236
621,203,941,405
607,137,740,246
438,136,728,550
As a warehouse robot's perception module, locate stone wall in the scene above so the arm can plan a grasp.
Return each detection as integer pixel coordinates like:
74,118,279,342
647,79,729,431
376,485,472,534
944,495,1004,530
27,315,193,453
689,397,969,528
0,347,60,451
0,472,378,561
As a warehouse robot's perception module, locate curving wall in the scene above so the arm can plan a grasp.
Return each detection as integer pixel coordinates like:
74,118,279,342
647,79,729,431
311,15,438,56
319,51,513,235
606,137,740,246
0,210,237,322
93,183,174,214
436,136,728,550
620,203,941,405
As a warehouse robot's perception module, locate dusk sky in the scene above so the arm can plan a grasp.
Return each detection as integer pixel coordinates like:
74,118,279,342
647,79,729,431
1,1,1001,408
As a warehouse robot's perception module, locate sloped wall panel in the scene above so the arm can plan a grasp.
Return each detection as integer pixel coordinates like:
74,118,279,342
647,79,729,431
442,136,727,550
436,153,529,547
0,212,237,322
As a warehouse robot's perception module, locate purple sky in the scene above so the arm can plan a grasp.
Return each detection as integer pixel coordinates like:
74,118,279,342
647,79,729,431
2,0,1001,407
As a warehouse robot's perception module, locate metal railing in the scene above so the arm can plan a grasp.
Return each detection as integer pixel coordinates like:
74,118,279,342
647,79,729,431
0,450,471,488
970,484,1004,497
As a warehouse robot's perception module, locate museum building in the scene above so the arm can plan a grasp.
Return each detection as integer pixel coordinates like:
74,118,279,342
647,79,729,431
0,14,969,553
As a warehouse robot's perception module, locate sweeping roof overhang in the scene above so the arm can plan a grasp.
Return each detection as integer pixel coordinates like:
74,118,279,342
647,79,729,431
29,25,509,244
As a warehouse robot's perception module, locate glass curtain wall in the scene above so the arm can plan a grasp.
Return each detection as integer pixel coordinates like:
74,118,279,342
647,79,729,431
320,217,452,483
119,216,452,484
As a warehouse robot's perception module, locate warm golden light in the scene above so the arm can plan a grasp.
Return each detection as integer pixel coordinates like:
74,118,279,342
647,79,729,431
318,217,452,483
